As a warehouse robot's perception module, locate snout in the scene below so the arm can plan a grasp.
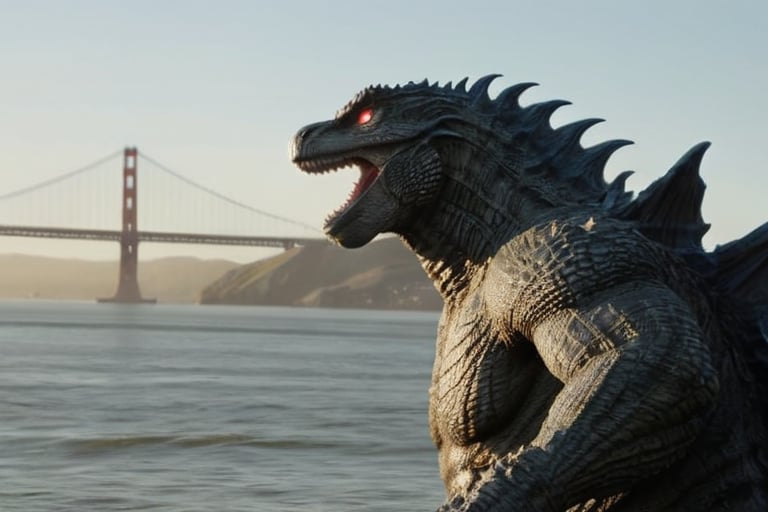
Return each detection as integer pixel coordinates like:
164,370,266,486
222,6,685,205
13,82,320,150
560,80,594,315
290,120,331,163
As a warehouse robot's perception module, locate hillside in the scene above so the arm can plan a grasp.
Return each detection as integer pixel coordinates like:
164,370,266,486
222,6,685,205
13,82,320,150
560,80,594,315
0,255,239,303
200,238,442,310
0,239,443,310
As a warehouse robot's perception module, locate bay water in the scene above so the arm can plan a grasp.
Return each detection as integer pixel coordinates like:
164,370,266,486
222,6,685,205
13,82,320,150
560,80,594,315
0,301,445,511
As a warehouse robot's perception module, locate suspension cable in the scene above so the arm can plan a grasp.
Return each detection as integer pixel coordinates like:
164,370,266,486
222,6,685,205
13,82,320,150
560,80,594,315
138,153,321,233
0,150,123,201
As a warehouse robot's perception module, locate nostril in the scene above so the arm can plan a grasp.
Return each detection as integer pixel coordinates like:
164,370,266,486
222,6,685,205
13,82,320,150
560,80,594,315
296,124,315,140
297,121,329,140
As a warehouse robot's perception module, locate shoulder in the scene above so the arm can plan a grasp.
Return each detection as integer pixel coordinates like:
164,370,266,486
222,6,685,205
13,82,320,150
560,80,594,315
489,213,646,280
481,214,664,328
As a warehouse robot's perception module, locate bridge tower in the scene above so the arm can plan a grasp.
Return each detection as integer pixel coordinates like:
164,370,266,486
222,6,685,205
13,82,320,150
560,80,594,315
99,147,155,304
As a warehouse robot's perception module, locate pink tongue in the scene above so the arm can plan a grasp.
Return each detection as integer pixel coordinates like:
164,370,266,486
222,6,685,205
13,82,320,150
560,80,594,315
350,165,380,201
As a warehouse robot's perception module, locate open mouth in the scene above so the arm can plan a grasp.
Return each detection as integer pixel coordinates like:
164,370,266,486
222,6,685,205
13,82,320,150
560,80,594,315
295,156,381,225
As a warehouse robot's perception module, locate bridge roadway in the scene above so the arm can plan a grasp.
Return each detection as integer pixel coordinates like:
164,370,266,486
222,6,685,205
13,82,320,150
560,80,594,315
0,225,324,249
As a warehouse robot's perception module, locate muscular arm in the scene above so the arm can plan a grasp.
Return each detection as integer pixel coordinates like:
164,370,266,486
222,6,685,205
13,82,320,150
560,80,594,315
453,282,719,511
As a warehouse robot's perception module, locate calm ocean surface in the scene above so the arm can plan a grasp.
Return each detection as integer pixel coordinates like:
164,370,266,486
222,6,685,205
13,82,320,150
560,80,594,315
0,301,445,511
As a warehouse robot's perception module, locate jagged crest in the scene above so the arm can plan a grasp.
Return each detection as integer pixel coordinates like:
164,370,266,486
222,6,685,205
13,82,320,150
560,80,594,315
337,75,634,206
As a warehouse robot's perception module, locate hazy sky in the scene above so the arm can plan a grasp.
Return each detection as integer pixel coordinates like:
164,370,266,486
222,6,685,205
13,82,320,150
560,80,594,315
1,0,766,262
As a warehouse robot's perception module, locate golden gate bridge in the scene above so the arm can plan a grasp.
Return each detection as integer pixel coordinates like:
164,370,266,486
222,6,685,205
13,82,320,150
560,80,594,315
0,148,324,303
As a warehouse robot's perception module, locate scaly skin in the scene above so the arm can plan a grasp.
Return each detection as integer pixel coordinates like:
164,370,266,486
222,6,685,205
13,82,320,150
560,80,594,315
291,76,768,510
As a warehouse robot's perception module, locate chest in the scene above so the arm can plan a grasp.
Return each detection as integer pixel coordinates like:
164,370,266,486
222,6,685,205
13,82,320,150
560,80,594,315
430,292,542,446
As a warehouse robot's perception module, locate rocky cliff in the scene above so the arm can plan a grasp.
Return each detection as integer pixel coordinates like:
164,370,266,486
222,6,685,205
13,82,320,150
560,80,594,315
200,237,441,310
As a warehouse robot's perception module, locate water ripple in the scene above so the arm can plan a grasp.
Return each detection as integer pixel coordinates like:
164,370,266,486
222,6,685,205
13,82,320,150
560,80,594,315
62,434,341,454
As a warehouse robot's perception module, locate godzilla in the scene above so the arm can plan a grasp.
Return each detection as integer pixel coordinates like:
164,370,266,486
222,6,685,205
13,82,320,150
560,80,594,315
290,75,768,511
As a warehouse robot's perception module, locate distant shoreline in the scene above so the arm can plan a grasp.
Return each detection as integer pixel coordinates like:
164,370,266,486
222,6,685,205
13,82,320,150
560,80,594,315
0,254,239,304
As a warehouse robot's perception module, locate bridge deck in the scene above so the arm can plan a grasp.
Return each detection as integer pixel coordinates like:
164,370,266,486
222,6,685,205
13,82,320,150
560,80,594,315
0,225,324,249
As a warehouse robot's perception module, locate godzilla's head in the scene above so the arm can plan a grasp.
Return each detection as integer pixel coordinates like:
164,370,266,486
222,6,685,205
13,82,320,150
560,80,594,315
291,78,479,248
291,75,634,248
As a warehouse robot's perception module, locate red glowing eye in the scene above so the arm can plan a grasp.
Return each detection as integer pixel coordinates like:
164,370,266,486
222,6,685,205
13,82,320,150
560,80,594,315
357,108,373,125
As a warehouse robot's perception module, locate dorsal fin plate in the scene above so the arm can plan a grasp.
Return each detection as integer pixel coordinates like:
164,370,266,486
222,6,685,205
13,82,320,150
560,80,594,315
620,142,711,251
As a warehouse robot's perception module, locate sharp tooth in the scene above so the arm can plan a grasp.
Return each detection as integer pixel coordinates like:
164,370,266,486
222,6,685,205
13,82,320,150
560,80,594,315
300,155,361,175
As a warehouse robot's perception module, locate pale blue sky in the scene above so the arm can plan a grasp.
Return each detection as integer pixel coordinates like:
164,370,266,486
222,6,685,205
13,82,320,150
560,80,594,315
1,0,766,262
